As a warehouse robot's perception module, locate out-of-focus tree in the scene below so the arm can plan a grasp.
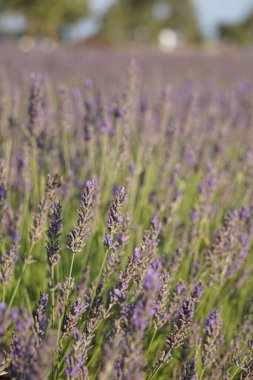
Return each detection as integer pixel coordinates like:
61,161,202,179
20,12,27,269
0,0,88,38
219,11,253,45
102,0,202,44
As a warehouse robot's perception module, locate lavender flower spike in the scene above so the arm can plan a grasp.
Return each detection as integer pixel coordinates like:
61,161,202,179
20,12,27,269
202,309,223,369
64,329,93,379
106,186,127,234
46,201,62,267
30,173,62,244
158,297,196,366
0,244,18,285
67,179,96,253
33,292,49,346
62,298,88,337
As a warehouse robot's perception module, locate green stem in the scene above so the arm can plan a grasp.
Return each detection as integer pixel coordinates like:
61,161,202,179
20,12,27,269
8,262,27,311
147,328,158,355
148,363,163,380
8,242,34,311
230,355,249,380
69,252,76,279
199,369,205,380
89,248,109,312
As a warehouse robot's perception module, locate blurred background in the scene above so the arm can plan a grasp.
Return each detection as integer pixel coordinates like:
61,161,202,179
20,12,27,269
0,0,252,52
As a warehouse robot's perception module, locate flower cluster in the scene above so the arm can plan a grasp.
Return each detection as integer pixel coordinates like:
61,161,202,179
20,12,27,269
67,179,96,253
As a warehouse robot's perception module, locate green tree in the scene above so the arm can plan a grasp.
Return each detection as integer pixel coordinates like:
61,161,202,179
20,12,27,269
219,11,253,45
102,0,202,44
0,0,88,38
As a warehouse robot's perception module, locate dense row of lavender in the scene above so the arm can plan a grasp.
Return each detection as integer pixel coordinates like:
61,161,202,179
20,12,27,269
0,48,253,379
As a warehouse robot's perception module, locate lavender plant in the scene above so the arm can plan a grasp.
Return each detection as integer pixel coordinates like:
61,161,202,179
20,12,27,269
0,46,252,379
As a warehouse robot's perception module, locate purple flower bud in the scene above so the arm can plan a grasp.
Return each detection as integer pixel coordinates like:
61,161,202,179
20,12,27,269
117,233,127,244
133,248,140,261
239,233,248,245
114,288,122,298
198,183,204,193
175,162,181,171
0,186,6,199
151,259,161,270
192,282,204,299
85,179,95,191
114,186,127,202
240,207,251,220
84,79,93,88
248,225,253,234
117,214,123,223
151,215,159,226
175,281,185,294
205,310,222,333
103,233,113,248
12,231,20,243
227,268,234,277
144,267,161,292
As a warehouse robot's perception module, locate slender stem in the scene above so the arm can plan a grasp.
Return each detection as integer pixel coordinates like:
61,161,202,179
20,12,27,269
8,242,34,311
8,262,27,310
69,252,76,279
230,355,248,380
25,288,33,317
199,369,205,380
89,248,109,311
148,363,163,380
230,368,240,380
147,328,158,355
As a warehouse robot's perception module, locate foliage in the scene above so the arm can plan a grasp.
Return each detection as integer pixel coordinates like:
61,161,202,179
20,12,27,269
219,11,253,45
103,0,202,44
0,0,88,37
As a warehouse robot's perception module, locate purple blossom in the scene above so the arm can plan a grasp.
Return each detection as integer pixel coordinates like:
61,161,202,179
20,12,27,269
106,186,127,234
144,266,161,292
205,310,223,334
239,233,248,245
0,186,6,199
192,282,204,300
33,293,49,345
133,248,140,261
151,215,159,226
103,232,113,248
84,79,93,88
240,207,251,219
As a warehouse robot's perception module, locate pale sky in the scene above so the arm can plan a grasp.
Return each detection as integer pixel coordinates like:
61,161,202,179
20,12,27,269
193,0,253,38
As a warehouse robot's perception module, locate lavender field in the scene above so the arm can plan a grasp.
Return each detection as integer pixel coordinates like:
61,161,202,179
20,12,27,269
0,46,253,379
